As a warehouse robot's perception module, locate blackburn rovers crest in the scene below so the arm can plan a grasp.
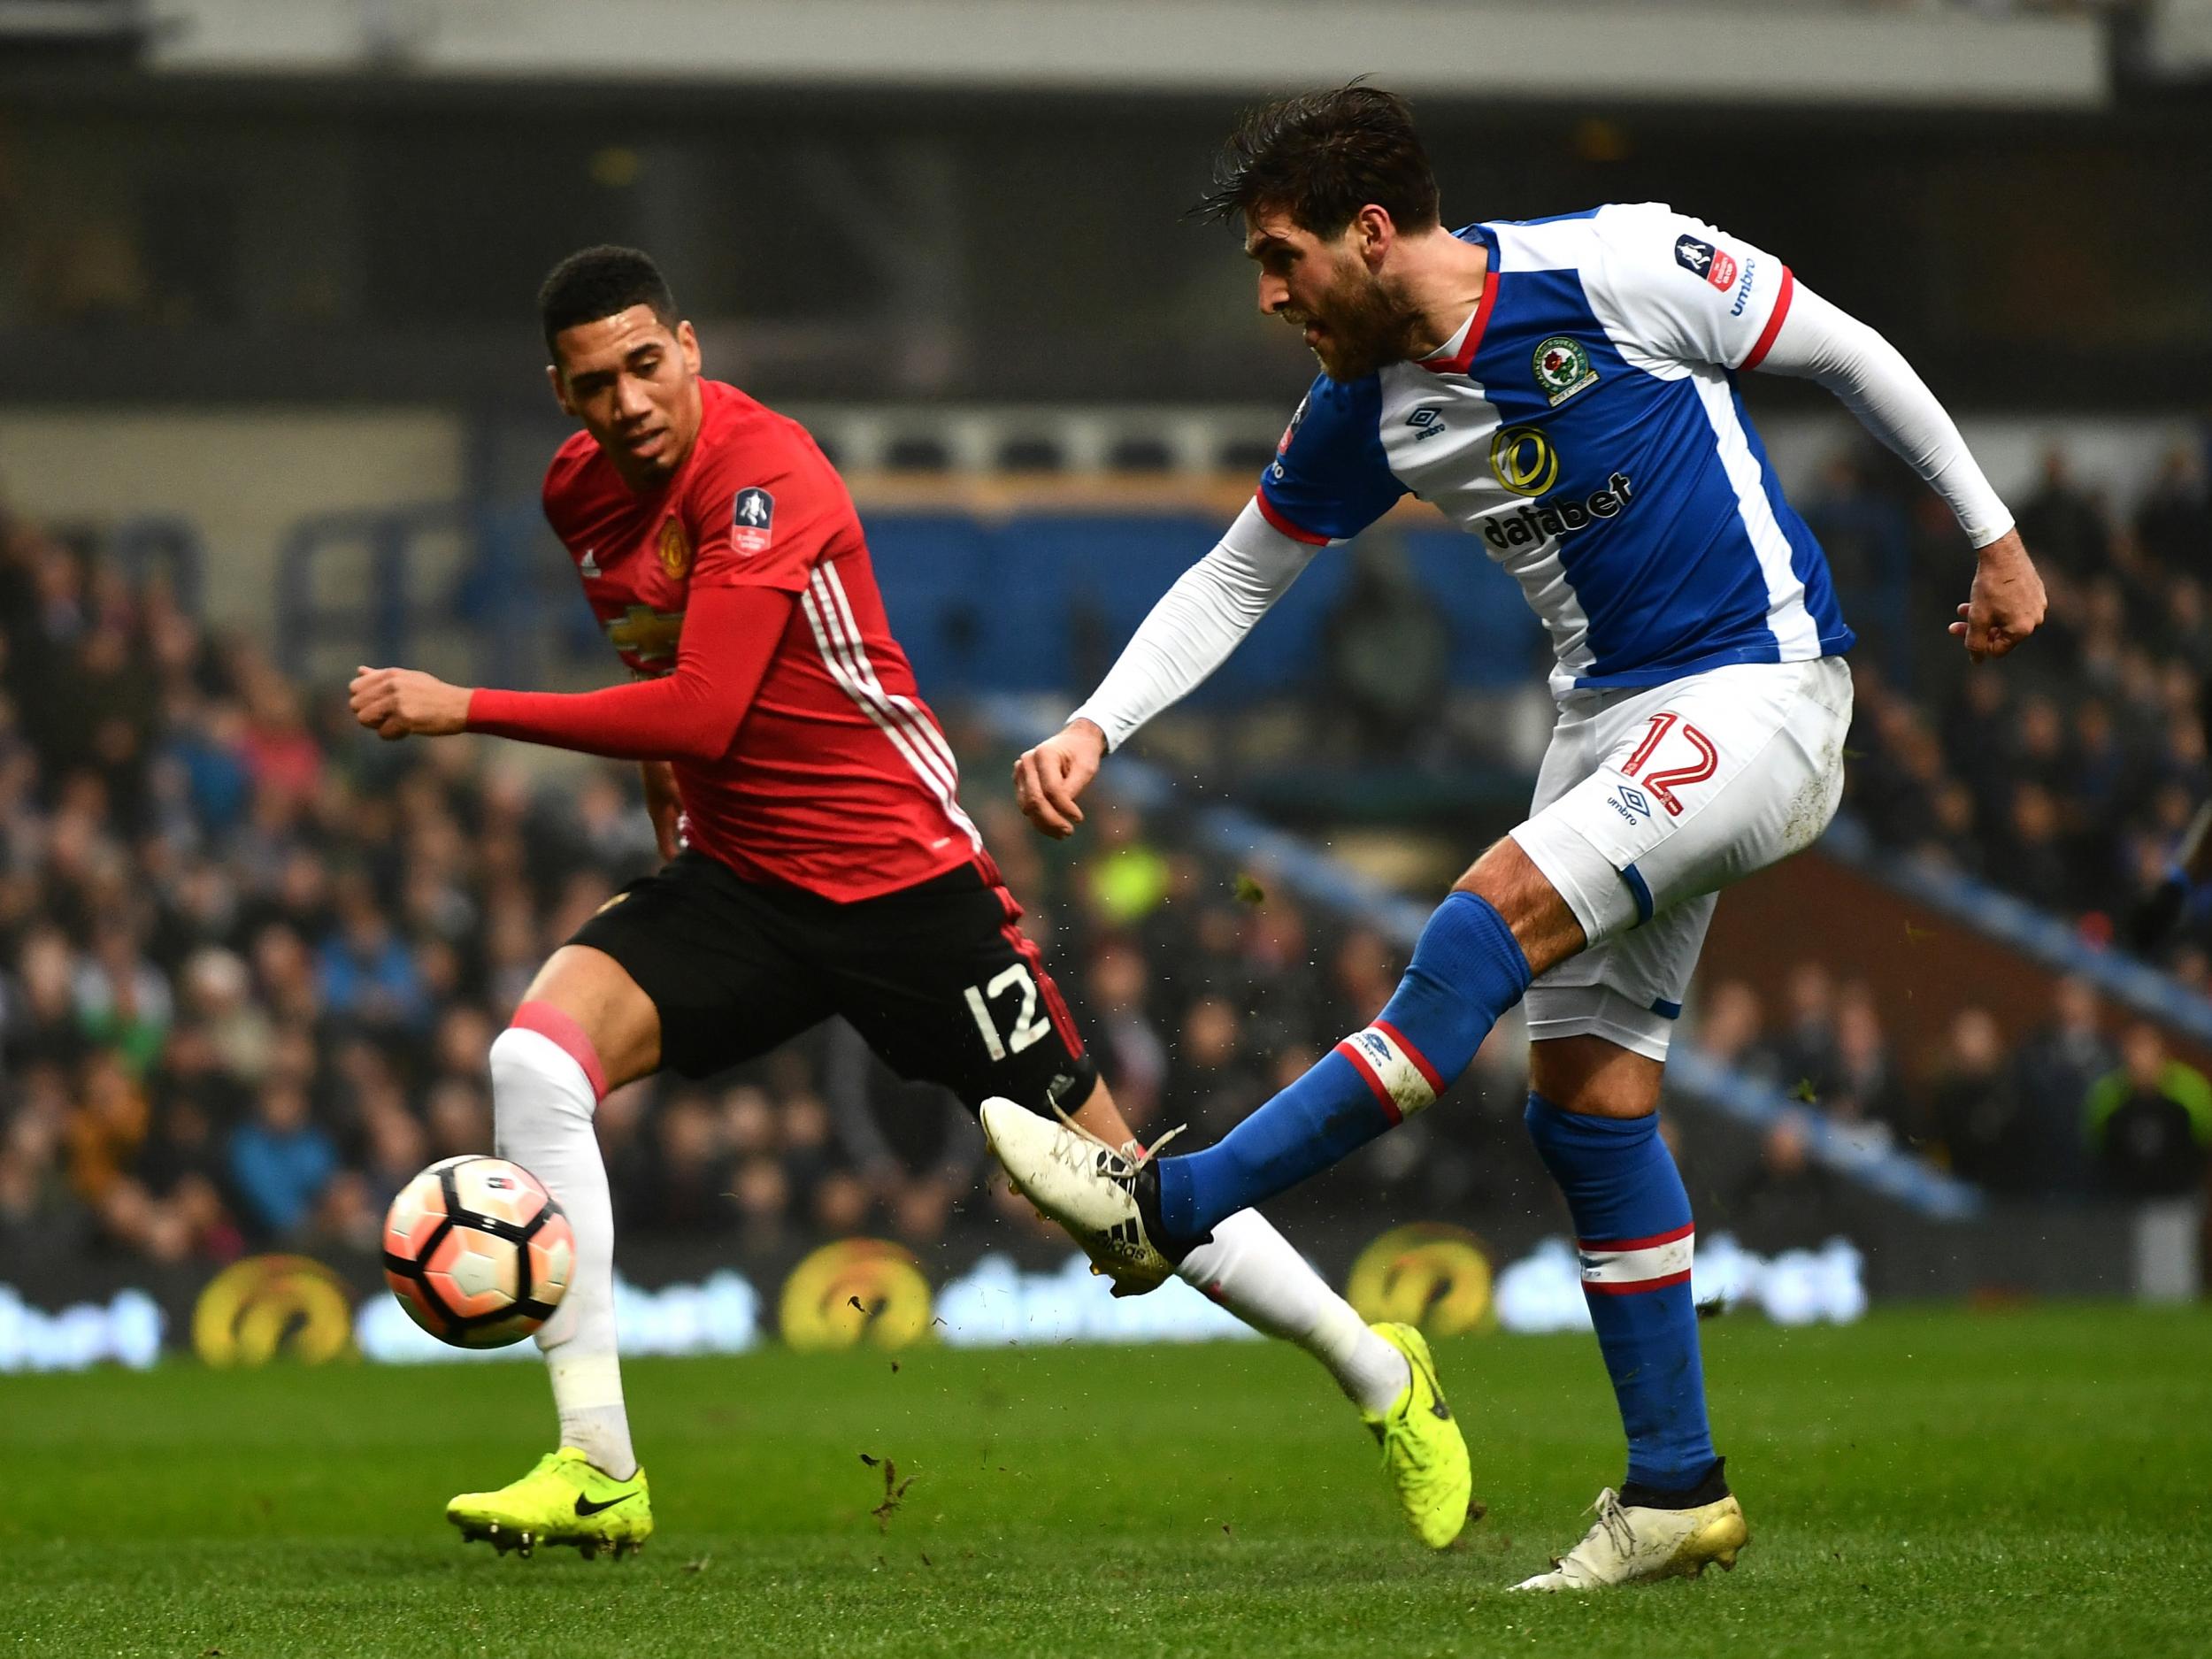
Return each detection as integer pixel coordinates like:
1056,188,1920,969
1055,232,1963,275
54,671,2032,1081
1532,335,1598,407
657,517,693,580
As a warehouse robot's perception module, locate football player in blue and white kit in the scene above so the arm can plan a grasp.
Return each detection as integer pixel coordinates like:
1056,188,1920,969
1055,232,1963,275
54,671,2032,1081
982,85,2047,1590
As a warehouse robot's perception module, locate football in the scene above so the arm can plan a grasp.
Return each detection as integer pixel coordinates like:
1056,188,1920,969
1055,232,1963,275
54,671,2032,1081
381,1156,574,1348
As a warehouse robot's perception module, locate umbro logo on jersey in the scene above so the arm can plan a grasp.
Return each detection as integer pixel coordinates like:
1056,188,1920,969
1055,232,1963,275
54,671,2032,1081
1350,1030,1394,1071
1727,255,1759,318
733,487,775,554
1674,234,1737,293
1405,407,1448,441
580,549,600,577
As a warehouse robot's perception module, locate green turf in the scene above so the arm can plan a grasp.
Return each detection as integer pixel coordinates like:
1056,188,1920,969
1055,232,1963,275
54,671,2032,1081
2,1303,2206,1657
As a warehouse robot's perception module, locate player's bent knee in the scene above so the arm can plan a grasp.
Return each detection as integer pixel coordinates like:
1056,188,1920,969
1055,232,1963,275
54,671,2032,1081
518,945,661,1087
1528,1033,1664,1121
1453,837,1586,978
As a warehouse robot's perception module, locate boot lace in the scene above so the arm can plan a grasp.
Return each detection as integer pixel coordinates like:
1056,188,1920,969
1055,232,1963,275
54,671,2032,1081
1037,1103,1189,1293
1558,1488,1637,1570
1048,1100,1188,1172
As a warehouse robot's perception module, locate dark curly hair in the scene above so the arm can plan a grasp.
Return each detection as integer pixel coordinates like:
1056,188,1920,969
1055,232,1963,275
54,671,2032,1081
1194,82,1440,239
537,245,678,357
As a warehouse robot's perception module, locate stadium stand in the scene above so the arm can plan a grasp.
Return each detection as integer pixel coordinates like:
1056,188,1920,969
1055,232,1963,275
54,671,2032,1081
1843,442,2212,963
0,502,1986,1273
7,426,2210,1269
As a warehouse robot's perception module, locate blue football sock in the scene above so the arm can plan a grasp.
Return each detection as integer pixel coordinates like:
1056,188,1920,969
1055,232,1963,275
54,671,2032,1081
1156,892,1530,1242
1524,1094,1719,1495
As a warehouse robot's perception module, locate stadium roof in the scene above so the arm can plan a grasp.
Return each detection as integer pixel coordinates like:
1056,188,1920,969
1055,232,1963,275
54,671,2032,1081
134,0,2109,110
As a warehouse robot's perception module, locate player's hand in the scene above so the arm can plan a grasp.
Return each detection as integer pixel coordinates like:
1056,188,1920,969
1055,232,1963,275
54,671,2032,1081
1949,529,2046,664
641,760,684,861
349,666,472,740
1013,718,1107,839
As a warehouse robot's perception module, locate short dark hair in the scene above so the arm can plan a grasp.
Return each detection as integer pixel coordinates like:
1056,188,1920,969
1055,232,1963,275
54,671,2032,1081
537,245,678,357
1195,82,1440,240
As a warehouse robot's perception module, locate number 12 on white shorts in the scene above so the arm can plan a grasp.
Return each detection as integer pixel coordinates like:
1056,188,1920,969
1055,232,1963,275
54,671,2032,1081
1510,656,1854,951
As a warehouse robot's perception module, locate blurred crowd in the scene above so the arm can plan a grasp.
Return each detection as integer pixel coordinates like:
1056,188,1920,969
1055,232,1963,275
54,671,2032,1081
0,510,664,1275
9,435,2212,1281
1835,441,2212,968
0,507,1525,1277
1691,962,2212,1233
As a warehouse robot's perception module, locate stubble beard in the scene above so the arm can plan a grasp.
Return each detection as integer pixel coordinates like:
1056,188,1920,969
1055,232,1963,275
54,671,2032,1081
1305,268,1425,382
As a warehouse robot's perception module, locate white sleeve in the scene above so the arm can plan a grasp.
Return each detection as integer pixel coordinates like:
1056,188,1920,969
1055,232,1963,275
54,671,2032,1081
1753,281,2015,549
1581,203,1796,373
1067,498,1318,751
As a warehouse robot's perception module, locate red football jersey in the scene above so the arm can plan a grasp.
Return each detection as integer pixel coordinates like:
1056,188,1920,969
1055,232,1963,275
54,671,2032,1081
540,379,990,902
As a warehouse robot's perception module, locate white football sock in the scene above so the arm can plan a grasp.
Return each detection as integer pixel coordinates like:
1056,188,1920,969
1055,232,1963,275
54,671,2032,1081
489,1026,637,1480
1177,1208,1410,1415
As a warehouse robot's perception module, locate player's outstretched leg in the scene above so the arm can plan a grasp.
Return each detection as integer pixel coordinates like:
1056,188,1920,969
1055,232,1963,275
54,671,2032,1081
1178,1210,1474,1548
983,1096,1475,1548
1155,891,1532,1246
1510,1091,1745,1590
456,969,655,1558
983,886,1533,1272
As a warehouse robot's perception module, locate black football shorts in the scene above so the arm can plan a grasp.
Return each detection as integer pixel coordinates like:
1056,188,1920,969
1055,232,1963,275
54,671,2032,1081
569,850,1097,1115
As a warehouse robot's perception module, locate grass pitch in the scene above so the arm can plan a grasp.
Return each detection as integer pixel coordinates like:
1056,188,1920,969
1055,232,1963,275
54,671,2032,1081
2,1303,2207,1658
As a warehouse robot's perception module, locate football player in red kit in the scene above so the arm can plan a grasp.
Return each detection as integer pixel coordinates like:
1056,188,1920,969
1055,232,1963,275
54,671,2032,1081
349,246,1469,1559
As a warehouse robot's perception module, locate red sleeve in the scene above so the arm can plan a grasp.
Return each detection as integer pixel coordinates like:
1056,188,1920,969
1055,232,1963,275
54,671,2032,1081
685,420,856,595
465,584,793,763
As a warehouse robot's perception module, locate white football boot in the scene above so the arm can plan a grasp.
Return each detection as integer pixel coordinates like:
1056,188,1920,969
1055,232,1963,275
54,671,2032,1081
978,1097,1184,1295
1509,1486,1749,1591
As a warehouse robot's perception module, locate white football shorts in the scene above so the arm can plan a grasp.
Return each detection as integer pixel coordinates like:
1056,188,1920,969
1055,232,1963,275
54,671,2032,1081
1509,655,1854,1061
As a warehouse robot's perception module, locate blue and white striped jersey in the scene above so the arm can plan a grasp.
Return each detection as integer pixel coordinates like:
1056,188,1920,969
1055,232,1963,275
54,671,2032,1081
1254,203,1855,697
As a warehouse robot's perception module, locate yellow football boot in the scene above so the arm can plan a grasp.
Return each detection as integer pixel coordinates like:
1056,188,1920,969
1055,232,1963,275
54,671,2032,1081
447,1448,652,1560
1363,1322,1477,1548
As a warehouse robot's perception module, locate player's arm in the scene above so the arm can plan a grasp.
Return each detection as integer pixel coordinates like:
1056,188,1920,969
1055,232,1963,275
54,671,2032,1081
1017,374,1402,838
357,426,837,759
1748,282,2043,663
348,582,792,761
1017,499,1317,835
1601,205,2042,663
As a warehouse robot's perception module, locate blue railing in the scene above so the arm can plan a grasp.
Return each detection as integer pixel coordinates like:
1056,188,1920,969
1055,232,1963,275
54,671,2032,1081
107,514,209,617
271,498,1563,700
267,491,1940,709
868,511,1554,700
273,500,572,685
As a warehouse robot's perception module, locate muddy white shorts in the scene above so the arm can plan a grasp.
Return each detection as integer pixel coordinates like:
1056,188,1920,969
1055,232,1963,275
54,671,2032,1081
1509,655,1854,1061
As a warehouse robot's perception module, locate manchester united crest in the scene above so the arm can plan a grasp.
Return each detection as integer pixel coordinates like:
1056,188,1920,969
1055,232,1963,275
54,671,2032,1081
657,517,693,580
